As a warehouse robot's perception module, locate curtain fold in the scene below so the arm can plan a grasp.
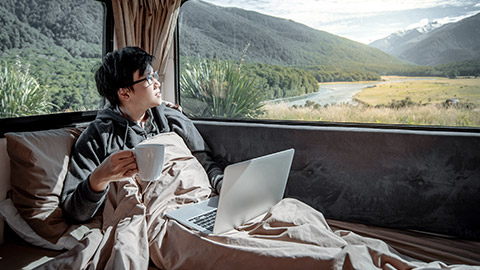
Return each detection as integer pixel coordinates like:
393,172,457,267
111,0,182,77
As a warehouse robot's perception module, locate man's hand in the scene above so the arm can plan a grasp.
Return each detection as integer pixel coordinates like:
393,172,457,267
89,150,138,192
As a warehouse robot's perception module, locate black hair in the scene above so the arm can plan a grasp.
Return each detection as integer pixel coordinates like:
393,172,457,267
95,46,154,106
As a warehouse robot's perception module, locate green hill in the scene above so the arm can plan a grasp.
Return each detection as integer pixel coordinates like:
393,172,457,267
179,0,407,71
0,0,102,57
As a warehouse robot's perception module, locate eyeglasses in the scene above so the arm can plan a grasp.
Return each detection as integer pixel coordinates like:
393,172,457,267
131,70,160,86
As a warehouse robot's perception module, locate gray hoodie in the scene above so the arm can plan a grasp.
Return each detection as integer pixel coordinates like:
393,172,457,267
61,103,223,223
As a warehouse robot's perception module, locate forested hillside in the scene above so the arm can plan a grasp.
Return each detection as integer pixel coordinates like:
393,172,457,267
0,0,102,57
179,0,405,70
0,0,103,113
179,1,479,79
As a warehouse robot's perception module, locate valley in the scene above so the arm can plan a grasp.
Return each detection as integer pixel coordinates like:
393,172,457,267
263,76,480,127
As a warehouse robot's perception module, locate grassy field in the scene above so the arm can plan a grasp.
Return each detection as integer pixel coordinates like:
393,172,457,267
355,76,480,106
262,76,480,127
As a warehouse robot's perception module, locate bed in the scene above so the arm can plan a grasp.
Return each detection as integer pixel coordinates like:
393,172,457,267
0,126,479,269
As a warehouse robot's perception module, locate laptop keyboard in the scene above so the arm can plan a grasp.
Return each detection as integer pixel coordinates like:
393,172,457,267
188,209,217,232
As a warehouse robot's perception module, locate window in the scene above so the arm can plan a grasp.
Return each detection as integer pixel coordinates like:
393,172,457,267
178,0,480,127
0,0,104,119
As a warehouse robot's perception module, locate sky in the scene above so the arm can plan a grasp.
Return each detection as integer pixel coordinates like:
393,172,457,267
202,0,480,44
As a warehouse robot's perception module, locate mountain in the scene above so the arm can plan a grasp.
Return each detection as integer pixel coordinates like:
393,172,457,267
368,20,443,57
179,1,406,71
0,0,102,57
369,13,480,66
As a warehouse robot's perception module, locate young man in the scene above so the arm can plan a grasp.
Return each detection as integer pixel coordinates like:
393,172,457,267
61,46,223,223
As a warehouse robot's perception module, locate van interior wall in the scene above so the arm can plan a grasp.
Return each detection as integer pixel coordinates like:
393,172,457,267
194,120,480,241
0,138,10,244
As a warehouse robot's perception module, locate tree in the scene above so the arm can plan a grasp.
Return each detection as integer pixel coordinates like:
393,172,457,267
446,69,458,79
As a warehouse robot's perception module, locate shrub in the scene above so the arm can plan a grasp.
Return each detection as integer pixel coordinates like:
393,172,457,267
374,97,423,109
0,59,54,118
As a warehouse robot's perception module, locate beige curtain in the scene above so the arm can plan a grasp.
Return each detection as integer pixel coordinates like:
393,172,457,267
112,0,182,77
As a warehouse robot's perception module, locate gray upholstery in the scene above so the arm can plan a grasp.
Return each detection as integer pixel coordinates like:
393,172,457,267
194,120,480,241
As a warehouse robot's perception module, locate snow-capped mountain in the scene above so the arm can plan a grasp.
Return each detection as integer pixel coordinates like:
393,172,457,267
416,19,443,33
369,13,480,65
369,19,444,58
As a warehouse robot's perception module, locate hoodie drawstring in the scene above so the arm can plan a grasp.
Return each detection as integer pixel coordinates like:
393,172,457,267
122,120,129,150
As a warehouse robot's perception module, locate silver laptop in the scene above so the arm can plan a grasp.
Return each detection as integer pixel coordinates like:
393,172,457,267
165,148,295,235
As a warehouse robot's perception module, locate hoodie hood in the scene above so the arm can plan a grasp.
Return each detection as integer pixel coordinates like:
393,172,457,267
95,103,167,150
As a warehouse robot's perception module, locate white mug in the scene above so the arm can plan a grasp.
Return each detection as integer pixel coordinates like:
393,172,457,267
134,144,165,181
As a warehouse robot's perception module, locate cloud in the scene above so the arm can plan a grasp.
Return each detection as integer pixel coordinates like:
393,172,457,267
208,0,475,15
198,0,480,44
405,11,480,31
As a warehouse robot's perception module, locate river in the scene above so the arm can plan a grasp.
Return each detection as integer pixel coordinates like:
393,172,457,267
268,78,429,106
269,83,375,106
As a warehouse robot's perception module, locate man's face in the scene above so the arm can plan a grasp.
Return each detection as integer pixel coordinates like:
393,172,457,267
129,65,163,110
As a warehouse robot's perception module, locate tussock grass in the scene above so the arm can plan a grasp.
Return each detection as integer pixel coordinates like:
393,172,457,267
181,58,264,118
1,60,53,118
263,103,480,127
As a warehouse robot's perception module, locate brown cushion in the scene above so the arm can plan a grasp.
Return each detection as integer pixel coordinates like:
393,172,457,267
5,127,83,243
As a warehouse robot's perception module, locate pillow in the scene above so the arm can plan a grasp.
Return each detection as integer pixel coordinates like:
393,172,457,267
0,198,83,250
5,127,83,243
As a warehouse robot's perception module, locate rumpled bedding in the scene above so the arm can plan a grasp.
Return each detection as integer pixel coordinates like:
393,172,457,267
36,133,477,270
